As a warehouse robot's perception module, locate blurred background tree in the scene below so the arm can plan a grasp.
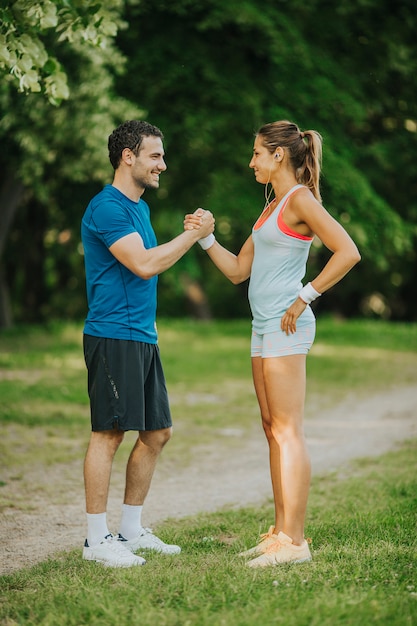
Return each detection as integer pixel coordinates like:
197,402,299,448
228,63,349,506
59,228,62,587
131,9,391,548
1,0,416,328
0,0,142,326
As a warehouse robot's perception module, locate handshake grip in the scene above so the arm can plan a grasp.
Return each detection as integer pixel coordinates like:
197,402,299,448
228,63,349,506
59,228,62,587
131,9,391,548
185,208,216,250
196,209,215,250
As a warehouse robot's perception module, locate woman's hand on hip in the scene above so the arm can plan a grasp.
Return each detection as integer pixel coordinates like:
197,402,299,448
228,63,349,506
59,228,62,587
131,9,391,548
281,298,307,335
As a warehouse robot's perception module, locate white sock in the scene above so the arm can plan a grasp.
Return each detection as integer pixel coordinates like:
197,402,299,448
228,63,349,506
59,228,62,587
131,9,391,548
119,504,143,540
86,512,110,547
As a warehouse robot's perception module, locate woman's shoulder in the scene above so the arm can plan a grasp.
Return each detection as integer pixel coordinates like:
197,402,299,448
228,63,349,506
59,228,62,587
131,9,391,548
287,185,322,214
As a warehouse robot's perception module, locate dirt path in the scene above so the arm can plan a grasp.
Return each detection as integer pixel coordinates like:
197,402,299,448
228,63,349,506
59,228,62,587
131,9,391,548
1,385,416,576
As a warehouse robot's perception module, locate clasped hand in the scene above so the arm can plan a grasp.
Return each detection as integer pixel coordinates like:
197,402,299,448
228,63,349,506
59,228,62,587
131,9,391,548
184,208,215,237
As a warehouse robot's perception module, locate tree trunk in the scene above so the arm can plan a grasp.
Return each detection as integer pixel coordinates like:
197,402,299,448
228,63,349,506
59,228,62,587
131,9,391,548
180,273,212,320
0,173,25,328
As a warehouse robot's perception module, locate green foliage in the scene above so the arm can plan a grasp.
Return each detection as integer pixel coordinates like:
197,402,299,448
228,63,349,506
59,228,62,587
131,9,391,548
114,0,417,320
0,2,142,324
0,0,124,104
1,0,417,324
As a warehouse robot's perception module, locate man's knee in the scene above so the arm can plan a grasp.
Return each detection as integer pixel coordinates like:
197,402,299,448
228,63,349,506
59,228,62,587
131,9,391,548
140,427,172,451
90,428,125,453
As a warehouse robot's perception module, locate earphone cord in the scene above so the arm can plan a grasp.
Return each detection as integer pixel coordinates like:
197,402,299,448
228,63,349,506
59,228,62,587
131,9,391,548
264,183,273,210
263,161,274,210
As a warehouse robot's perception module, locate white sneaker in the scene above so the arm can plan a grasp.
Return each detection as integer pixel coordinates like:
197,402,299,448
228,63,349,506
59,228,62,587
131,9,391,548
118,528,181,555
83,534,147,568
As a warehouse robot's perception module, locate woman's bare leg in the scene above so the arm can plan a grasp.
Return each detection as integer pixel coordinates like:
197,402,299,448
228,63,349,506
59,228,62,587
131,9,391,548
252,356,284,533
261,354,311,545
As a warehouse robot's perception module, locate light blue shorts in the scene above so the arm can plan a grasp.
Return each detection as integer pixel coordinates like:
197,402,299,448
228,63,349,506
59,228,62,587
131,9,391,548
251,322,316,358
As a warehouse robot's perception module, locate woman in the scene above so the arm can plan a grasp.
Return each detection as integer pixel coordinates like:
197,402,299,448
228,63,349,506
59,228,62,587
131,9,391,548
185,120,360,567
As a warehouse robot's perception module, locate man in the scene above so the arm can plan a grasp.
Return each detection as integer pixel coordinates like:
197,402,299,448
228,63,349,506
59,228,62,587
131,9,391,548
81,120,214,568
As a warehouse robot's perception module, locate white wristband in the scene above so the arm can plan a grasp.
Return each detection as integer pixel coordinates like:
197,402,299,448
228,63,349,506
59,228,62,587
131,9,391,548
298,282,321,304
198,234,216,250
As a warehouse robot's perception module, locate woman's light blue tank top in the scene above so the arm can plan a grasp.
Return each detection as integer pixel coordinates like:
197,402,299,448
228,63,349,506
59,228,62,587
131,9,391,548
248,184,315,333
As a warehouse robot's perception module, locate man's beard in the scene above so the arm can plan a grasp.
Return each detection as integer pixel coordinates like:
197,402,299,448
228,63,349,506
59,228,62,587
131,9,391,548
144,181,159,189
133,174,159,191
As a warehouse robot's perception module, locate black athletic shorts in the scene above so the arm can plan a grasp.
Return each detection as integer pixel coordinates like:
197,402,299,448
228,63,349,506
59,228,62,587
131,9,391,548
83,334,172,432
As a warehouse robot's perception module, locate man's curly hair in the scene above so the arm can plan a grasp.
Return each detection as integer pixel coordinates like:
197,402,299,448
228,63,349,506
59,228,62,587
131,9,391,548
108,120,164,170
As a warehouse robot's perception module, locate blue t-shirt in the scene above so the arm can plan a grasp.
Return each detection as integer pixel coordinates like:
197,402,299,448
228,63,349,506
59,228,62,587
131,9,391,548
81,184,158,343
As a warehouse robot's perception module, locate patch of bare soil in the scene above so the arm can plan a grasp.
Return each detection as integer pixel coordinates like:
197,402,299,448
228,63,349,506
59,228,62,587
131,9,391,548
1,385,416,576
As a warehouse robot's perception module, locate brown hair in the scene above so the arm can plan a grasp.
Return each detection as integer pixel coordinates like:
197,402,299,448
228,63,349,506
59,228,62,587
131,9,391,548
257,120,322,202
108,120,164,170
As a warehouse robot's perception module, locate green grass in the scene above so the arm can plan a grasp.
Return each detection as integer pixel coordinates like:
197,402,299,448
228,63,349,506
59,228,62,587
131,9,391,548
1,317,415,449
1,316,416,480
0,319,417,427
0,318,416,625
1,441,416,625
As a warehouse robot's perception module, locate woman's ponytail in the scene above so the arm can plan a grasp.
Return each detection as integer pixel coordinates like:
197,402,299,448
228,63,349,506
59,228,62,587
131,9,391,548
257,121,323,202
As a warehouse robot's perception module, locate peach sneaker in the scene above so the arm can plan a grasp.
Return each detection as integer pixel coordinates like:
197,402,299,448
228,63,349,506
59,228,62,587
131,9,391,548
239,525,280,557
247,531,312,568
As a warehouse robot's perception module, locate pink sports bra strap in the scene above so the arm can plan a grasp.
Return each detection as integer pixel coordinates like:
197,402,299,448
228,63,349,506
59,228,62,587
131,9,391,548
278,187,313,241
